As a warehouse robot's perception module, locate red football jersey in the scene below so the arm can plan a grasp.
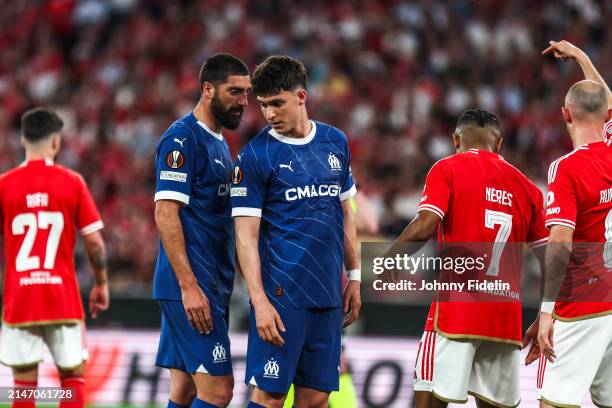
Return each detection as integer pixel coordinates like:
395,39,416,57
0,160,103,326
418,149,548,345
546,141,612,320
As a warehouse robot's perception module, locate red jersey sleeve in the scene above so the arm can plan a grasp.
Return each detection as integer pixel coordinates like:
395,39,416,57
417,160,451,220
527,185,549,248
546,159,577,229
76,176,103,235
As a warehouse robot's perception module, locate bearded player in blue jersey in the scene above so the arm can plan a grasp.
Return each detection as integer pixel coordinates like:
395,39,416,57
153,54,251,408
231,56,362,408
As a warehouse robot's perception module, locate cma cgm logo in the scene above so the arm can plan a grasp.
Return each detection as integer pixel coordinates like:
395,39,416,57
285,184,340,201
218,183,230,196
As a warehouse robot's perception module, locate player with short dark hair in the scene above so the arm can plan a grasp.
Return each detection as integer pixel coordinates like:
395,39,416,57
525,41,612,408
153,53,250,408
387,109,548,408
231,55,361,408
0,107,109,408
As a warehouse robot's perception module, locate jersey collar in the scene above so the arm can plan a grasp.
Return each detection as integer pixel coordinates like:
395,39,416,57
268,121,316,145
195,119,224,141
20,158,54,167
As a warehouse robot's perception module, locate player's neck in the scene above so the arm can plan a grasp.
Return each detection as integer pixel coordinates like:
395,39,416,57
285,114,311,139
25,150,55,162
571,122,603,148
193,102,222,134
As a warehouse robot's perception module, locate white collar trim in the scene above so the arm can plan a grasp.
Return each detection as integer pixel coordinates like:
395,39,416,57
268,121,316,145
196,120,224,141
20,159,54,167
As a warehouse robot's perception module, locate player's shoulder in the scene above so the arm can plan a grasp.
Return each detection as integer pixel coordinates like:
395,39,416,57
239,125,274,157
314,121,347,141
52,163,89,186
158,113,197,147
547,145,590,184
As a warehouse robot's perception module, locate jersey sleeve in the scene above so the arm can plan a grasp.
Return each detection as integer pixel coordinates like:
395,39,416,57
417,160,451,219
76,176,104,235
545,159,577,229
231,145,266,217
527,185,548,248
339,139,356,201
154,130,196,206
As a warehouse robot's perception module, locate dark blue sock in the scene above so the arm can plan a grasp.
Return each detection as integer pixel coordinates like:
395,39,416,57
168,400,190,408
191,398,219,408
247,402,266,408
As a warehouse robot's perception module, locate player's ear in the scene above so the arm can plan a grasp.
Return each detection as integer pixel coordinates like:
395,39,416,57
562,106,572,124
20,136,26,148
202,82,215,101
452,132,461,151
51,132,61,152
296,89,307,105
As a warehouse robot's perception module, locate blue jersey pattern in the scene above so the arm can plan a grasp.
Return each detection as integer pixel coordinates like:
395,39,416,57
153,112,235,310
231,121,356,309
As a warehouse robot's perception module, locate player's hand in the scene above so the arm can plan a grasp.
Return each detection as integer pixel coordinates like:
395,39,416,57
253,299,285,346
522,317,540,365
343,280,362,327
542,40,583,62
181,284,213,334
89,282,110,319
537,312,556,363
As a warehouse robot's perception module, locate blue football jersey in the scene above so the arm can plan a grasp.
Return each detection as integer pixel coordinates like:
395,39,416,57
153,112,235,310
231,121,356,309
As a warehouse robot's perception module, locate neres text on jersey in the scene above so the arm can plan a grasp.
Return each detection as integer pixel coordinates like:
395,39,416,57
485,187,512,207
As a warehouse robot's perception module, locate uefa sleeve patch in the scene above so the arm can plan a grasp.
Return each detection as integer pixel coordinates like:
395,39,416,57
232,166,244,184
160,171,187,182
230,187,247,197
166,150,185,169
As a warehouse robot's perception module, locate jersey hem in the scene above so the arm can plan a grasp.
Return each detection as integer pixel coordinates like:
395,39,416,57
553,309,612,321
545,219,575,229
80,220,104,235
417,205,444,220
1,318,83,328
468,391,520,408
434,303,522,347
232,207,262,217
154,190,190,205
340,185,357,201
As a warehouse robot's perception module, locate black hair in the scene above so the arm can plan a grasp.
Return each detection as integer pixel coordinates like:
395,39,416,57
21,107,64,143
252,55,308,96
199,53,249,90
456,109,501,131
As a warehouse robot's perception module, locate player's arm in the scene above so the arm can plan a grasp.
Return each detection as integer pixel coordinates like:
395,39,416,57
543,40,612,107
155,200,212,334
538,225,574,363
234,216,285,346
83,231,109,318
342,199,361,327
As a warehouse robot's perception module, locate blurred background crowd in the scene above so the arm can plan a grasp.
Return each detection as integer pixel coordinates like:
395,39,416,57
0,0,610,294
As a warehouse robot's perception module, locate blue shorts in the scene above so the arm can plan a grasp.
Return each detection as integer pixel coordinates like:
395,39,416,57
155,300,232,376
245,305,342,394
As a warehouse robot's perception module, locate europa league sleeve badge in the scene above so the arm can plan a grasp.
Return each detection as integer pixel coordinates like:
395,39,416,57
166,150,185,169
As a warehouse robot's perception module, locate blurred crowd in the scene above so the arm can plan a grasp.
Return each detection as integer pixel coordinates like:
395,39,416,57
0,0,610,290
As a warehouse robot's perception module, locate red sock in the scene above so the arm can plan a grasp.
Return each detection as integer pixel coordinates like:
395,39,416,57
13,380,37,408
59,377,84,408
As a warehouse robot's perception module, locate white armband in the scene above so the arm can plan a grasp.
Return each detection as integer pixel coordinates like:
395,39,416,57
347,269,361,282
540,301,555,313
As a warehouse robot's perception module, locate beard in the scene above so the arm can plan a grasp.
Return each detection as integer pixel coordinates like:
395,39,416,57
211,94,243,130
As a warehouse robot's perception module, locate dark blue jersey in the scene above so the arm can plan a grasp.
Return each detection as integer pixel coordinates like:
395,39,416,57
231,121,356,309
153,112,235,310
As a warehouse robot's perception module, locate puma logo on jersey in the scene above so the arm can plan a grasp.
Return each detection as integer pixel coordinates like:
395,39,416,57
279,161,294,172
214,158,225,168
174,138,186,148
237,153,244,161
